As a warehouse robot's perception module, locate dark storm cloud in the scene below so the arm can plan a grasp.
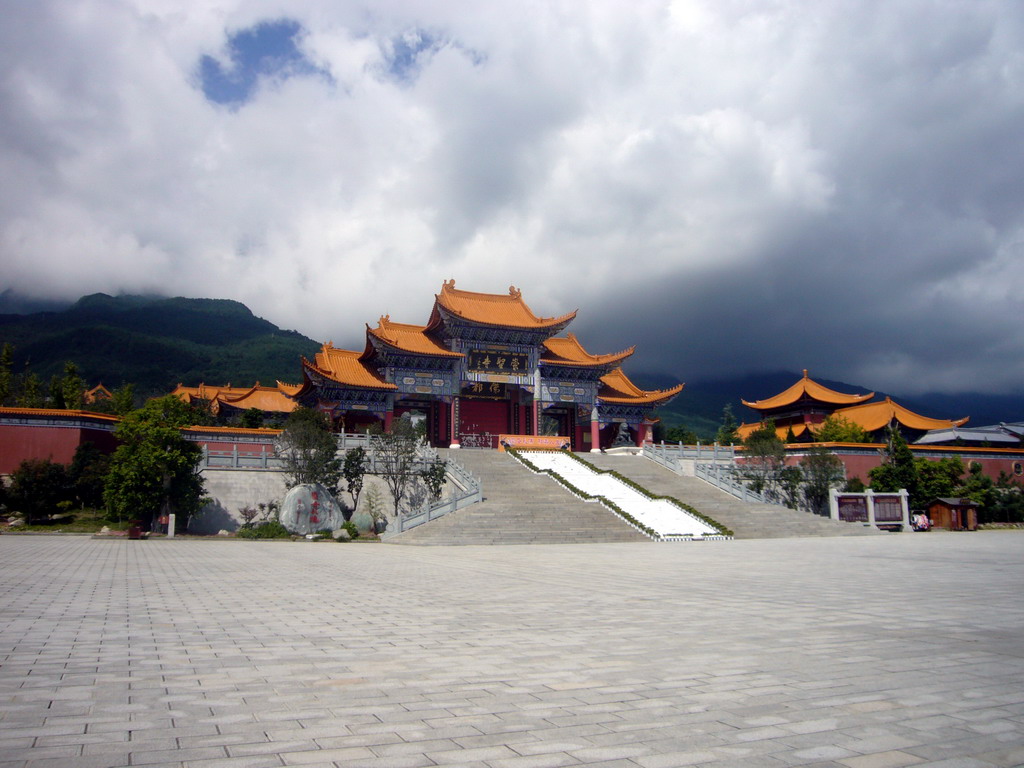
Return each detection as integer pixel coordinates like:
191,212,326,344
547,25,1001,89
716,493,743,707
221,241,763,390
1,1,1022,395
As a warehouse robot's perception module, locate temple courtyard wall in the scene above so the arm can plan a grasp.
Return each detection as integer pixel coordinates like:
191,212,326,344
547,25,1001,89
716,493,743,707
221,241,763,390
1,534,1022,768
192,468,289,534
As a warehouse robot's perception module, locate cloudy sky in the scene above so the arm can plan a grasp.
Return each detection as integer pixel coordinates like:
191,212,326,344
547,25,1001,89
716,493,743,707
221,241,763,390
2,1,1022,395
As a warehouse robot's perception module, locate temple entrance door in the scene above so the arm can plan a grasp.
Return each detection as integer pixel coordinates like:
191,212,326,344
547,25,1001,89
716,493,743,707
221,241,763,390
541,406,577,450
459,397,510,448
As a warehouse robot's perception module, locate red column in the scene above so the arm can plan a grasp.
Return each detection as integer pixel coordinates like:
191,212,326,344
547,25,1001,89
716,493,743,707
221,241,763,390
634,421,648,447
590,407,601,453
384,410,394,432
449,398,460,448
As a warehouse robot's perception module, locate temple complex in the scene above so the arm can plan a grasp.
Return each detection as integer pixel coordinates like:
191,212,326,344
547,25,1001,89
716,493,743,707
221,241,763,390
291,281,682,450
738,370,968,443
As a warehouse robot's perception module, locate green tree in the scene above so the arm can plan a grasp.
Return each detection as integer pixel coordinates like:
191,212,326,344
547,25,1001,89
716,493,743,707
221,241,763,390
800,447,846,515
988,472,1024,524
778,465,803,509
665,424,698,444
48,373,64,408
844,476,866,492
740,419,786,498
60,361,85,410
420,457,448,501
69,441,111,509
239,408,264,429
89,383,138,417
104,396,207,531
869,425,918,501
716,404,740,445
278,407,341,491
7,458,74,524
111,383,136,416
370,418,420,517
956,462,995,511
0,342,12,405
342,446,368,510
915,456,964,507
813,414,871,443
17,370,44,408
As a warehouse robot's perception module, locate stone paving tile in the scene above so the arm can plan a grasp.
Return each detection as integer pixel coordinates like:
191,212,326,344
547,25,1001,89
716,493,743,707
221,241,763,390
1,535,1024,768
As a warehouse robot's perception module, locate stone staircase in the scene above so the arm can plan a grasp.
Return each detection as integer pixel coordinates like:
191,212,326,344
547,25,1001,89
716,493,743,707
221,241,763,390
387,449,650,545
582,452,883,539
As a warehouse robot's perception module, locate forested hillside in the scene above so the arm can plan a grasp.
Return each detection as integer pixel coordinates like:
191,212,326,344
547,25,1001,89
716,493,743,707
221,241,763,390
0,294,320,397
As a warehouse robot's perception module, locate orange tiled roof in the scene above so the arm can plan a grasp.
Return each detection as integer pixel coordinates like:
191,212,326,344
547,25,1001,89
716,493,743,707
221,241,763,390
170,383,251,403
214,384,298,413
737,398,969,441
0,406,120,422
741,370,874,410
598,368,684,406
276,381,303,397
182,425,283,436
304,343,396,391
367,316,463,358
83,384,113,403
429,279,577,331
541,333,634,367
736,421,811,442
830,398,969,432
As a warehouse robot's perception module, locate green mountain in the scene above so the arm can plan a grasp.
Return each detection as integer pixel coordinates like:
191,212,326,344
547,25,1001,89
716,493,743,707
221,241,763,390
0,294,321,397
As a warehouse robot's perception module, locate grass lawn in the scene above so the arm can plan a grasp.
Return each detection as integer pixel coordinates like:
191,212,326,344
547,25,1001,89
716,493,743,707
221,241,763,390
3,509,130,534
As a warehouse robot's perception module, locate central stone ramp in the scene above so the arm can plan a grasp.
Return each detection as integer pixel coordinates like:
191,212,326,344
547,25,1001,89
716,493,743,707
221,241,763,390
581,452,884,539
387,450,650,545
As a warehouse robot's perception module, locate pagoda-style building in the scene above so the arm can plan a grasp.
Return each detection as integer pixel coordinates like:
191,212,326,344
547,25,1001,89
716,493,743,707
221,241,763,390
170,382,299,418
292,280,682,450
738,370,968,443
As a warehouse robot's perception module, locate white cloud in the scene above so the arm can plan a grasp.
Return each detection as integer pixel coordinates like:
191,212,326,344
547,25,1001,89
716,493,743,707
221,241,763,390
1,0,1023,394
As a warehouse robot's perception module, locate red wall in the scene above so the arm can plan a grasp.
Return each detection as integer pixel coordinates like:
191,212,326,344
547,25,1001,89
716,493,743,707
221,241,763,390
772,444,1024,485
0,424,118,474
459,398,510,436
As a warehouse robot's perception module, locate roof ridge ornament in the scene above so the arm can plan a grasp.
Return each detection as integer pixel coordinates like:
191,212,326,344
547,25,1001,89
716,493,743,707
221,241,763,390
508,285,521,298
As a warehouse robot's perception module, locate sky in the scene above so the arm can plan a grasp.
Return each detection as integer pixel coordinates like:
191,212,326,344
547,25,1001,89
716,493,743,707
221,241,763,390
1,1,1023,395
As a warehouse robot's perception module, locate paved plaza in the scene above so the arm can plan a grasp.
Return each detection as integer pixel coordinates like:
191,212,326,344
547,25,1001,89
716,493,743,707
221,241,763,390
1,533,1023,768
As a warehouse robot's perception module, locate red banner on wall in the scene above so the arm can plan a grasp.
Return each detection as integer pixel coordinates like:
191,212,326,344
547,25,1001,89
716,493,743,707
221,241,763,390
497,434,571,452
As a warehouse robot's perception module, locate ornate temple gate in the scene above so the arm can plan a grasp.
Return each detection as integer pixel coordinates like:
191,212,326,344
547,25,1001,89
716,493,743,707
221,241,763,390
293,282,682,451
458,396,511,448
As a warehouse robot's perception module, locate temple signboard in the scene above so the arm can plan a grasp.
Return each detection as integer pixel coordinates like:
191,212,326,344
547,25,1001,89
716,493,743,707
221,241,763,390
463,381,507,399
836,495,868,522
467,349,529,374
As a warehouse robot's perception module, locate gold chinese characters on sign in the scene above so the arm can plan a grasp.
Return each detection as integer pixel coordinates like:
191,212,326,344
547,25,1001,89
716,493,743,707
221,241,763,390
467,349,529,374
464,382,507,398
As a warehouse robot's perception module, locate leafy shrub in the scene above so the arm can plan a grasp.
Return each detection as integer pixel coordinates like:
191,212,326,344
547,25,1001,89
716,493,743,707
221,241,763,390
7,458,74,524
236,520,292,539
